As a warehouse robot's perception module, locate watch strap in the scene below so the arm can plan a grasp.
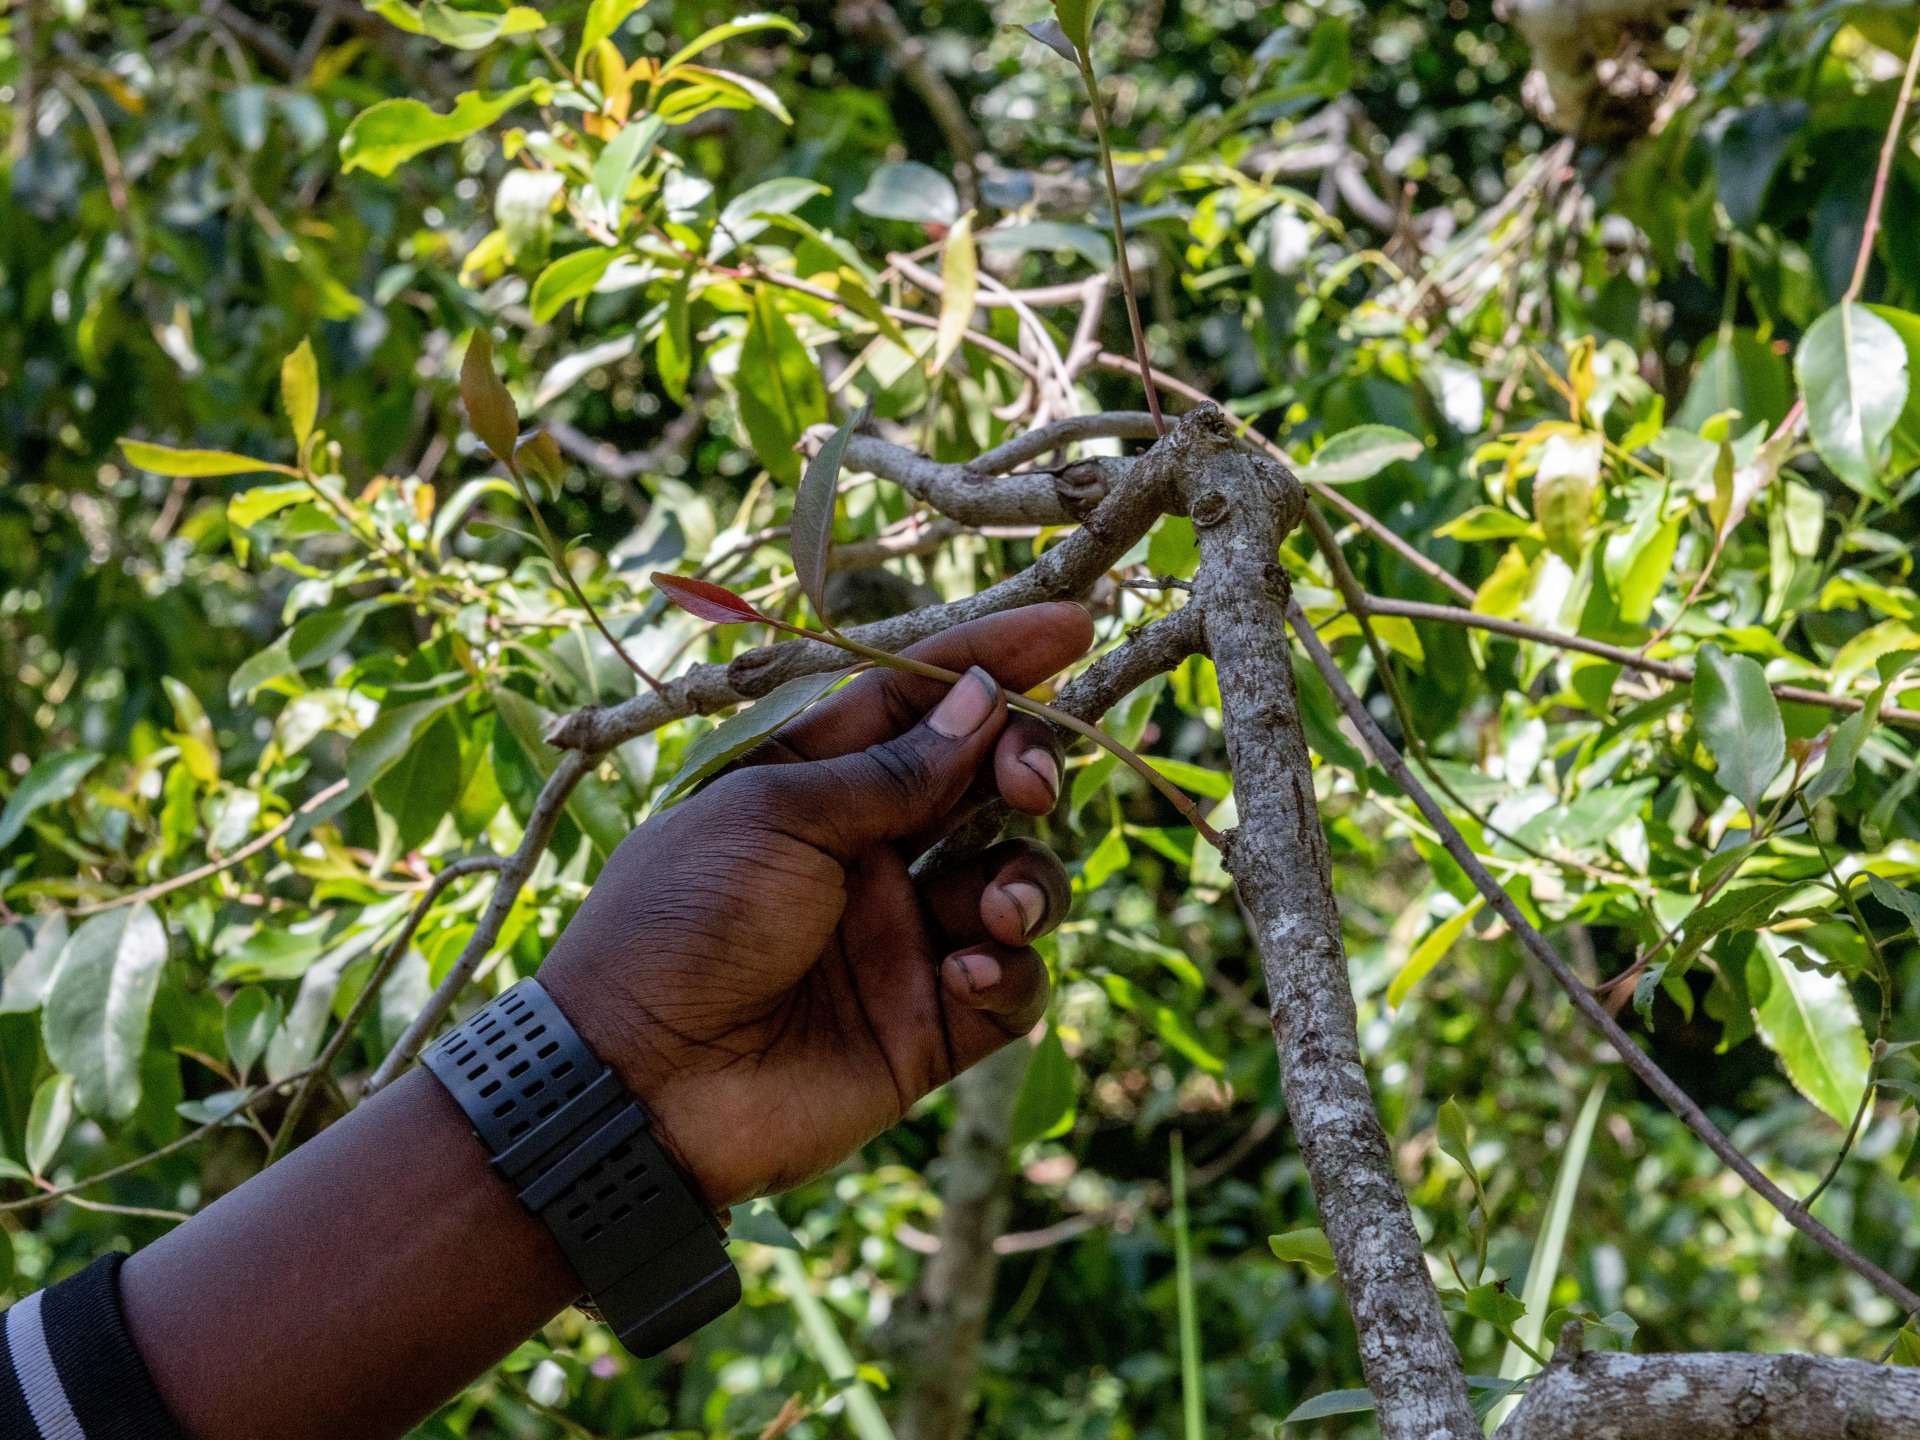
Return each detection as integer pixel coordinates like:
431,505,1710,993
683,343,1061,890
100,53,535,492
422,978,740,1357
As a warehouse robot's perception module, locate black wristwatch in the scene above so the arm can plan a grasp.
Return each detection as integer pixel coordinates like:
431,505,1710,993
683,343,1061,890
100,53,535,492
422,978,740,1356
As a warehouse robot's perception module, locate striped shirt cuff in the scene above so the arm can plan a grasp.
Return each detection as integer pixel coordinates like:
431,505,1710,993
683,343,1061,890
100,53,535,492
1,1255,182,1440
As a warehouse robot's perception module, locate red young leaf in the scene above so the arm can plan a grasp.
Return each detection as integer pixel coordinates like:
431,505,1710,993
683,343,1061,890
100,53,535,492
652,572,765,625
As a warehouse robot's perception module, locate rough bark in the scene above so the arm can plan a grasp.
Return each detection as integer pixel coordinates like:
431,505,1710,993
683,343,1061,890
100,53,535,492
891,1041,1031,1440
1171,407,1478,1439
1497,1340,1920,1440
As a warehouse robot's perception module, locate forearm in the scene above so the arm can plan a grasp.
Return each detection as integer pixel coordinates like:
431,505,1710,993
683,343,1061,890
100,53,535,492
119,1067,579,1440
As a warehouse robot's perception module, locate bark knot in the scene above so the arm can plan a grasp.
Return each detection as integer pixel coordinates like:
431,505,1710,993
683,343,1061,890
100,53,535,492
1190,491,1230,528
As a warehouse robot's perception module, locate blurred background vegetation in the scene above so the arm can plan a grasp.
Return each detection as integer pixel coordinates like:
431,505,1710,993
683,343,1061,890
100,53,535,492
7,0,1920,1435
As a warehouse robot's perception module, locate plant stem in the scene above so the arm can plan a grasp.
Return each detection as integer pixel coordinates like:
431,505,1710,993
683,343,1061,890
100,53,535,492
1847,28,1920,304
1076,51,1165,436
506,463,668,696
1171,1131,1205,1440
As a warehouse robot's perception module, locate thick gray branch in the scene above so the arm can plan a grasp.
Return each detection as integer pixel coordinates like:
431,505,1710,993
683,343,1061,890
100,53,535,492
1497,1345,1920,1440
1172,408,1477,1439
546,423,1178,753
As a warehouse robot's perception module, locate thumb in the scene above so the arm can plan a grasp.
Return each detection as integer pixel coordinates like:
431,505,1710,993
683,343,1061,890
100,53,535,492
763,665,1006,859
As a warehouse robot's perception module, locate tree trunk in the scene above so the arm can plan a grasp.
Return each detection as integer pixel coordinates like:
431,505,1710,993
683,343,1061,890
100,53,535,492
1171,407,1480,1440
892,1040,1030,1440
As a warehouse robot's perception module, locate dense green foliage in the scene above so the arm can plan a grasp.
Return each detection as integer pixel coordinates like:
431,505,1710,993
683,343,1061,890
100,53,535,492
9,0,1920,1434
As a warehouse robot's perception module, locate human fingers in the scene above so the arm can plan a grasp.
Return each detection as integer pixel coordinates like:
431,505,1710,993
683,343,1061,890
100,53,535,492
916,838,1071,949
753,602,1093,763
991,712,1065,817
751,665,1010,860
939,942,1051,1066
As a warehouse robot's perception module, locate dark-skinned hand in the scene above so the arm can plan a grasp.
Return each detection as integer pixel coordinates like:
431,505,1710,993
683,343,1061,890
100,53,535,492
540,601,1094,1207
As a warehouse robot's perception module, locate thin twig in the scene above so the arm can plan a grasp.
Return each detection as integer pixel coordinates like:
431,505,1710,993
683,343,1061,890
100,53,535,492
364,751,595,1092
70,778,350,917
1076,53,1164,434
267,856,508,1161
1848,30,1920,304
1287,601,1920,1318
0,1068,317,1213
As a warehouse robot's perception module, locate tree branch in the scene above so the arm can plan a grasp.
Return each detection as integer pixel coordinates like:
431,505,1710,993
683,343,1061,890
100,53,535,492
363,751,594,1092
1288,602,1920,1318
1171,407,1478,1439
1496,1331,1920,1439
545,427,1180,753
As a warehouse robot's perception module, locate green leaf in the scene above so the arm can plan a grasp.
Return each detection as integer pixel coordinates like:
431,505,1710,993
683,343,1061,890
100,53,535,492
460,329,520,466
658,266,693,403
976,221,1113,270
345,691,468,796
0,750,100,851
1531,431,1602,563
492,690,632,858
1796,302,1909,496
1749,936,1869,1127
656,670,852,810
1865,872,1920,938
662,11,805,72
1281,1390,1374,1424
375,714,464,853
729,1196,803,1250
43,903,170,1122
1461,1280,1527,1329
1300,424,1424,485
227,481,312,532
369,0,544,48
591,114,664,212
530,248,619,326
1435,1097,1479,1185
578,0,650,60
1051,0,1103,53
121,439,293,478
737,286,827,485
1692,643,1784,823
339,84,538,178
1388,897,1482,1007
25,1074,73,1177
852,161,959,227
281,338,319,450
1676,328,1789,433
1022,17,1077,62
793,406,866,627
0,913,68,1014
1267,1227,1337,1277
1009,1025,1077,1148
223,986,282,1080
1892,1324,1920,1367
1671,883,1792,970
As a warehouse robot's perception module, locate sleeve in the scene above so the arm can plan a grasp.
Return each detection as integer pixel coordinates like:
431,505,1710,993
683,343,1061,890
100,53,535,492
0,1254,183,1440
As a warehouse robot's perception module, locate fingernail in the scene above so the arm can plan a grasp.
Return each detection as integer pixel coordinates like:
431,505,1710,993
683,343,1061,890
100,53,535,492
928,666,999,739
1019,747,1060,804
949,951,1003,995
1003,881,1048,938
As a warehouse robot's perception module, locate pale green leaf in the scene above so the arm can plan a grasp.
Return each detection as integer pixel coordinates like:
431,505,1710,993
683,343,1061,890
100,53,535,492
43,904,170,1123
656,670,852,810
793,406,866,627
25,1074,73,1177
1301,425,1424,485
1388,897,1482,1007
932,212,977,374
1009,1025,1077,1148
281,338,319,449
339,85,538,178
1750,935,1870,1127
1267,1227,1337,1276
1796,302,1909,496
530,248,620,326
662,11,805,73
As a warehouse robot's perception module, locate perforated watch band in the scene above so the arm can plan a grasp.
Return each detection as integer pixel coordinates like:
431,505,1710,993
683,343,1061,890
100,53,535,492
422,978,740,1357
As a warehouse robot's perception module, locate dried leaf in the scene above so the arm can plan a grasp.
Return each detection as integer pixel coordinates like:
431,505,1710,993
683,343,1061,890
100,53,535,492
461,329,520,466
651,572,765,625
